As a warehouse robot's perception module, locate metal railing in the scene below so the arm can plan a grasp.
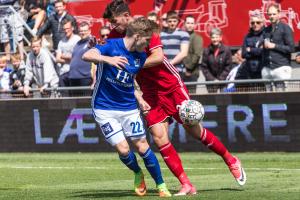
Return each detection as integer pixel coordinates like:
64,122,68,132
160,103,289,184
1,79,300,100
185,78,300,94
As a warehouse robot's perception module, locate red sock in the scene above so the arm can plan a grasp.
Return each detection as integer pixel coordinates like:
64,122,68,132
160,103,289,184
200,128,235,165
159,142,191,185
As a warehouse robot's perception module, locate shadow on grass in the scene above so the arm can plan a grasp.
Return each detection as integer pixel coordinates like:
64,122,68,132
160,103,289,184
70,188,242,198
70,189,165,199
201,187,244,192
0,188,18,191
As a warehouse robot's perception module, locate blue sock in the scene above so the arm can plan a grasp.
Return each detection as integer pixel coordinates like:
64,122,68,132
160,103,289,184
140,148,164,185
119,151,141,173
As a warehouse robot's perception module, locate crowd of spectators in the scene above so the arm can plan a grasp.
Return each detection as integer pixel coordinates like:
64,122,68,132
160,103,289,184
0,0,299,98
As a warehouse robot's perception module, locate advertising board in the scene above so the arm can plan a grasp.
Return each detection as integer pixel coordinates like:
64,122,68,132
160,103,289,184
1,92,299,152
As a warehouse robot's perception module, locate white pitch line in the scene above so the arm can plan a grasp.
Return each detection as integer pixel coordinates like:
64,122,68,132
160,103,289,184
0,166,300,171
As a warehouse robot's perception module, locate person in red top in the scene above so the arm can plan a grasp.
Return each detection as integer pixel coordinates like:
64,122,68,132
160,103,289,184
102,0,247,195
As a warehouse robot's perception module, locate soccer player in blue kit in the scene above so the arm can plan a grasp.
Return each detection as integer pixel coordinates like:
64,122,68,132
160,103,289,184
82,17,171,197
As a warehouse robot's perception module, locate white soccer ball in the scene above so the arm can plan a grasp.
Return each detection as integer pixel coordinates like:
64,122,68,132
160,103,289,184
179,100,205,125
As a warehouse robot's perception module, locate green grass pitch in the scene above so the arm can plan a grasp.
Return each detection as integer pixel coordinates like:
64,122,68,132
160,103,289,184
0,152,299,200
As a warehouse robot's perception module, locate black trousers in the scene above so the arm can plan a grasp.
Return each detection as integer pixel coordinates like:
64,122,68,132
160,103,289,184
69,78,92,96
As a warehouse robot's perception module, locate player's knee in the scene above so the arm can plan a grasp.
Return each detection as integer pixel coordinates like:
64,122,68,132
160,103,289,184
153,133,169,147
133,138,149,154
115,141,130,156
184,123,203,140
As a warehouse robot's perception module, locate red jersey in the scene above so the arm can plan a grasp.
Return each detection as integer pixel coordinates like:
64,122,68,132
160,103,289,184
136,34,184,95
108,28,126,39
109,29,184,95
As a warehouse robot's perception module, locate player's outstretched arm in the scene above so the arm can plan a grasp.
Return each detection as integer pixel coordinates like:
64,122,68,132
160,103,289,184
143,47,164,68
82,49,129,69
82,49,102,63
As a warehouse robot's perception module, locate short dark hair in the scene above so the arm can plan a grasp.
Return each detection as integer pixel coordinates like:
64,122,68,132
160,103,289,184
62,19,73,26
103,0,130,19
147,11,157,18
54,0,66,5
28,2,39,10
166,10,178,20
79,21,90,29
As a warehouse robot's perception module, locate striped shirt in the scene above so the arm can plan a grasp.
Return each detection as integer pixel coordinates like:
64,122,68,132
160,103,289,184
160,28,189,71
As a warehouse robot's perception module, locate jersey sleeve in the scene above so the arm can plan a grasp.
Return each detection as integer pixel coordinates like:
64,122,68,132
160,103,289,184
95,42,110,56
108,28,126,39
147,33,163,53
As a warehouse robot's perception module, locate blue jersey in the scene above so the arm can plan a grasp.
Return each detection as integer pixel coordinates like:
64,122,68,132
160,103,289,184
92,38,147,111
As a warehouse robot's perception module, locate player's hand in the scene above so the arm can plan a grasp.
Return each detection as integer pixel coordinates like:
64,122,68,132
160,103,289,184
88,36,98,48
138,98,151,116
106,56,129,69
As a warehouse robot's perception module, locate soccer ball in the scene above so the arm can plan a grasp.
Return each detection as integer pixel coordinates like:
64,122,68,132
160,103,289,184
179,100,205,125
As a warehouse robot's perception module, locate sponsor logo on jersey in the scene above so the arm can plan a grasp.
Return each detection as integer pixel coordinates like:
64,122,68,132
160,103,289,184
134,59,140,68
101,122,113,136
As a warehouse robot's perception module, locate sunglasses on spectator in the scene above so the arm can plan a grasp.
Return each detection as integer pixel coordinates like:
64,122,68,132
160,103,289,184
161,18,167,21
101,34,109,37
251,21,262,25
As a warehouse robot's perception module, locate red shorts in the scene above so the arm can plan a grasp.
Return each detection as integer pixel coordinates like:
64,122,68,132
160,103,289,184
143,86,190,127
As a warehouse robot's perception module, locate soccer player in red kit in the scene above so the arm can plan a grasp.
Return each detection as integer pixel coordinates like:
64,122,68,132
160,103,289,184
103,0,247,196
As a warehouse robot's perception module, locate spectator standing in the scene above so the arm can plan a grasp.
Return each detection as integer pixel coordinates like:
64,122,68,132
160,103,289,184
241,13,265,79
98,26,110,45
23,37,59,97
37,0,78,50
183,15,203,93
160,10,189,78
0,55,11,92
147,11,159,25
160,13,168,33
262,3,294,91
0,0,25,63
9,53,25,91
68,22,93,89
27,2,46,35
154,0,166,13
56,19,80,87
224,49,246,92
201,28,232,93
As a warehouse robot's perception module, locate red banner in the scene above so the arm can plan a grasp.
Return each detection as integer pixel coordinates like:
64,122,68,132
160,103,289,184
67,0,300,46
